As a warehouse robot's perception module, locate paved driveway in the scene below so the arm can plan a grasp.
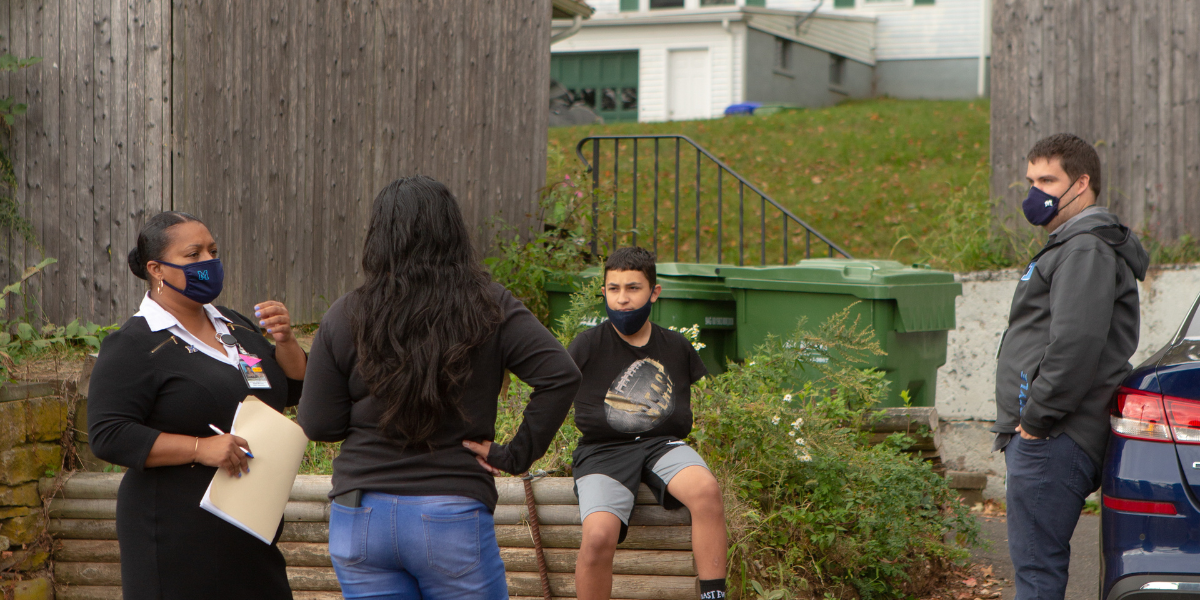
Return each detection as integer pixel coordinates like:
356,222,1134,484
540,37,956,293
971,513,1101,600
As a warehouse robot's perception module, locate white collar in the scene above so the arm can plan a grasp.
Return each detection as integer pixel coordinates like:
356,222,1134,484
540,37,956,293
135,293,231,333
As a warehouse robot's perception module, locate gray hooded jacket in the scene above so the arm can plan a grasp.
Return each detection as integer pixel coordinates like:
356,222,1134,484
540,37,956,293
992,207,1149,469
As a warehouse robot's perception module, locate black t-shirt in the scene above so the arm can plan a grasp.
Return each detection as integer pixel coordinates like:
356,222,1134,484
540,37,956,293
568,321,708,444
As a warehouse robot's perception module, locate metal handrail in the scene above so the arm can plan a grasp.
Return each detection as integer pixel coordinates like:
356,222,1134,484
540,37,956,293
575,134,851,264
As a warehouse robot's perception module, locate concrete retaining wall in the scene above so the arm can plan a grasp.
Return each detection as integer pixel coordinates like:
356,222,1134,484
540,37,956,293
934,264,1200,499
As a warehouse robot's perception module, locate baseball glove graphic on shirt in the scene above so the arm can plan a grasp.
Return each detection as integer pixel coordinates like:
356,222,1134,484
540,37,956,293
603,358,675,433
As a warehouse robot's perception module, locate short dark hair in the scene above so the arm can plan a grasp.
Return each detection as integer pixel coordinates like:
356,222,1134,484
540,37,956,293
604,247,656,287
1027,133,1102,199
127,211,202,281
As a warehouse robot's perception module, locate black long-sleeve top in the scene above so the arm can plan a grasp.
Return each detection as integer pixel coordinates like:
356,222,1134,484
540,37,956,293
297,283,581,511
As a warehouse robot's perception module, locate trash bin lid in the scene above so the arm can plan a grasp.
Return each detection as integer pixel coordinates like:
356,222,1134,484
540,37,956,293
719,259,962,332
654,263,732,302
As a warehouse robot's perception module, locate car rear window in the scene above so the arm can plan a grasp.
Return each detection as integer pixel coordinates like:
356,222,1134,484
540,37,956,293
1184,298,1200,340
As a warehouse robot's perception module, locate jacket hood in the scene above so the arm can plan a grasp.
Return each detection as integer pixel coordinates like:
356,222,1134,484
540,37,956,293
1045,207,1149,281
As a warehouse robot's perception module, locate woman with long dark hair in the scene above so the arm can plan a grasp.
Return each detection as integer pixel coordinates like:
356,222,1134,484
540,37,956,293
298,176,581,599
88,211,306,599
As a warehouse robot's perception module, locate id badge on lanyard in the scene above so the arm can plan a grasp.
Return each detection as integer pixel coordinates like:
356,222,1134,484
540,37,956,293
236,343,272,389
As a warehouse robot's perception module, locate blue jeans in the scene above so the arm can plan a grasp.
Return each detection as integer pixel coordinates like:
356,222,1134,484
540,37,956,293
328,493,508,600
1004,433,1101,600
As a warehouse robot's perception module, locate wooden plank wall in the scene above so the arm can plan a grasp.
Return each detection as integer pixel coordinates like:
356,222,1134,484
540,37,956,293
171,0,550,322
0,0,172,325
1,0,549,325
990,0,1200,239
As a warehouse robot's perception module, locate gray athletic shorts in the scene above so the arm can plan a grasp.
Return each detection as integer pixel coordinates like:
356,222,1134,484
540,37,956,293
572,436,709,543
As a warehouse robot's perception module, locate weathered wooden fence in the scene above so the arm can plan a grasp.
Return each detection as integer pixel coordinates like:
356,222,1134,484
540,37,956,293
0,0,550,326
990,0,1200,238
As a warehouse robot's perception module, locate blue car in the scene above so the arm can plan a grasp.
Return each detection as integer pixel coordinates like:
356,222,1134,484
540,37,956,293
1103,294,1200,599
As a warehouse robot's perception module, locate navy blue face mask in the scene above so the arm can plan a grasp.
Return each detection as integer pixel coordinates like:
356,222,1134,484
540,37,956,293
157,258,224,305
605,296,654,336
1022,178,1082,226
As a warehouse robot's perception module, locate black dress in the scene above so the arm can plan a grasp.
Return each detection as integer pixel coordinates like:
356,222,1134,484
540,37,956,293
87,306,302,600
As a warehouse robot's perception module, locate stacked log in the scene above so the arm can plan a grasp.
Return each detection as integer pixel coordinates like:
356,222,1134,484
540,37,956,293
867,407,945,471
43,473,699,600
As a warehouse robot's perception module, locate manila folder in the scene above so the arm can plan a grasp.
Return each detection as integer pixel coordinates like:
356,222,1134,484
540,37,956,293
200,397,309,544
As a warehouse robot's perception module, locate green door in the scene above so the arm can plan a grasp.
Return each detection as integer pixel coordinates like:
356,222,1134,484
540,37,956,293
551,51,639,123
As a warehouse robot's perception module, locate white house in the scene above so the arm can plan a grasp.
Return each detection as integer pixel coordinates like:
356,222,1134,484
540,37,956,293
772,0,991,99
550,0,990,123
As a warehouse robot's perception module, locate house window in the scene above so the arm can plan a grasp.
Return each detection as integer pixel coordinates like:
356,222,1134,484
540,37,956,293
833,0,854,8
774,38,792,72
649,0,685,9
619,0,638,10
829,54,846,86
551,51,640,122
914,0,935,5
701,0,736,5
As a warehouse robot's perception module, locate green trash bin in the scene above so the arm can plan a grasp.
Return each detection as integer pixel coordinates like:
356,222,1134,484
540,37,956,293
543,263,738,374
720,259,961,407
649,263,738,375
545,271,589,330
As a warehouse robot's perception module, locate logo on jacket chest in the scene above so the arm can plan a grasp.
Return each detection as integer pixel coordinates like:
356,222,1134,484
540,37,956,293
1021,261,1038,282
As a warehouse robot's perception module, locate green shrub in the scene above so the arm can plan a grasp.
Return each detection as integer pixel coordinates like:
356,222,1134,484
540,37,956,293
485,149,603,325
0,257,118,375
891,169,1038,272
691,311,977,598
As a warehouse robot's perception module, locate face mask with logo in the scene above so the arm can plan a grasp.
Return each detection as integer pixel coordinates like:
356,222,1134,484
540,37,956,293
605,296,653,336
158,258,224,304
1022,177,1082,226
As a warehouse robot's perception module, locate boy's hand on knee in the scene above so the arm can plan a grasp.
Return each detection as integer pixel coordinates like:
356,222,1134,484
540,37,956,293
463,439,502,475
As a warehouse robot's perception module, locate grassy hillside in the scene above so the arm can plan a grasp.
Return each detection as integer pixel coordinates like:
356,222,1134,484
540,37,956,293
545,99,1004,268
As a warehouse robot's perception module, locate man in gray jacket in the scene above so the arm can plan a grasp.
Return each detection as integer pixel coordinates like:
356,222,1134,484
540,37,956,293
994,133,1149,600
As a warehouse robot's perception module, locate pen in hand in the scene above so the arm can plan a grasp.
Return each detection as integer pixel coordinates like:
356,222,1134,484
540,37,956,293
208,424,255,458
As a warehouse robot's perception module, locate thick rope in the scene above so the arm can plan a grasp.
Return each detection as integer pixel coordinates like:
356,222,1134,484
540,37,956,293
521,470,552,600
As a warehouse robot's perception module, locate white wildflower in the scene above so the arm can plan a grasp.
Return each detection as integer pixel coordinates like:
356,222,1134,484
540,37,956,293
791,417,804,429
771,415,780,425
795,437,807,446
783,394,793,403
788,430,796,437
795,450,813,462
749,361,756,366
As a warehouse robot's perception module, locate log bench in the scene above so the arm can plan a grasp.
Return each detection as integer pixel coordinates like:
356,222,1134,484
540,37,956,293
41,473,699,600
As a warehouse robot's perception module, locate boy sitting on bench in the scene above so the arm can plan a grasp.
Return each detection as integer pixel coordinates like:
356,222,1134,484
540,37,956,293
568,247,728,600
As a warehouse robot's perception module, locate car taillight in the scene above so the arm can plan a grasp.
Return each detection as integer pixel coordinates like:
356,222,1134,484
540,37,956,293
1112,388,1172,441
1112,387,1200,444
1166,399,1200,444
1103,495,1178,515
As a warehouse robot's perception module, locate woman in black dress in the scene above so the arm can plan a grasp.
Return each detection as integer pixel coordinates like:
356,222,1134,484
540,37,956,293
88,211,307,600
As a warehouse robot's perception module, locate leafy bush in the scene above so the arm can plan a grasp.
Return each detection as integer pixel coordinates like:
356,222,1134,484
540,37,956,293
891,169,1038,272
1,47,42,244
692,311,977,598
485,149,601,324
0,257,117,374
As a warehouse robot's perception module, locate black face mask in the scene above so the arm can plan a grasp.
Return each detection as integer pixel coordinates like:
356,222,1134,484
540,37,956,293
1022,177,1083,226
158,258,224,304
605,296,653,336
